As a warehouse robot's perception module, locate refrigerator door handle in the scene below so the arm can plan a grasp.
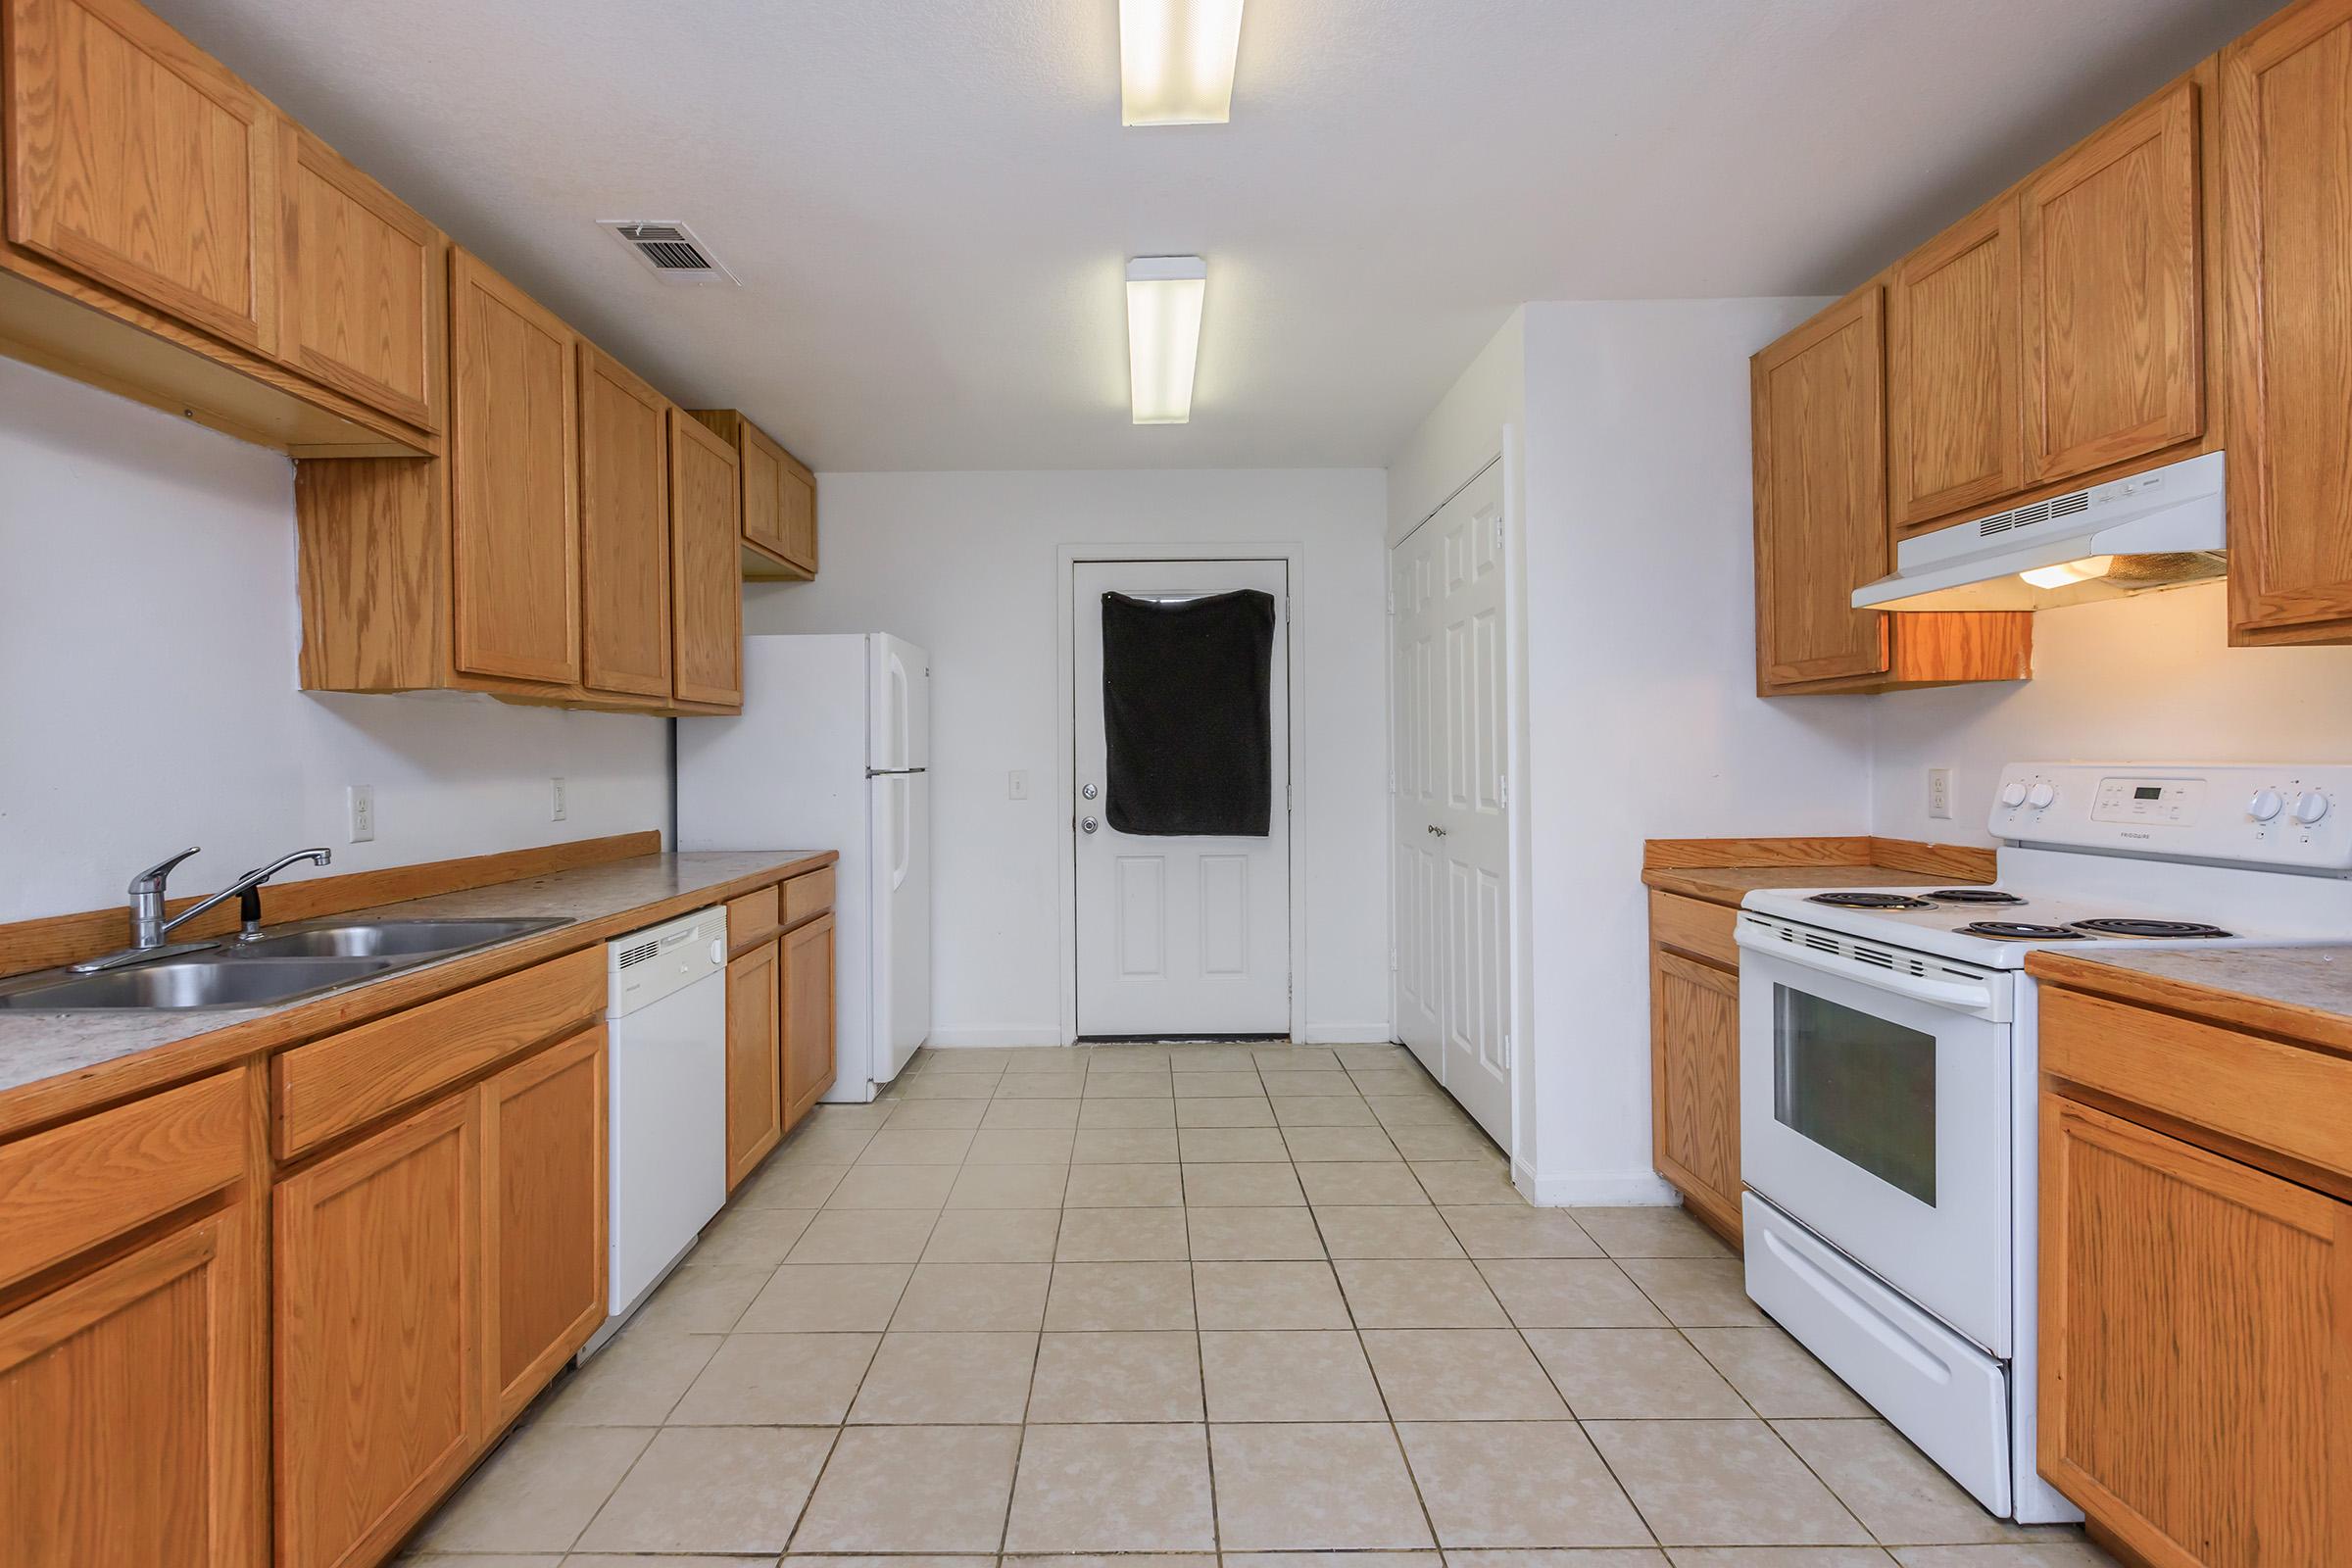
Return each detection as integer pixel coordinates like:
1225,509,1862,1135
865,766,927,777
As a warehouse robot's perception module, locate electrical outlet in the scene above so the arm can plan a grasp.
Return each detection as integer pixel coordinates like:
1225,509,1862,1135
1928,766,1954,821
1007,769,1029,801
551,777,567,821
347,784,375,843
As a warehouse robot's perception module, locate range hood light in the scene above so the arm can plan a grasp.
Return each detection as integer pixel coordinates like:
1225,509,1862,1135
2018,556,2116,590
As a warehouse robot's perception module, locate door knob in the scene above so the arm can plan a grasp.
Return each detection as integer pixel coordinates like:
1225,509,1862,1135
1082,783,1100,800
1081,816,1100,834
1427,824,1449,838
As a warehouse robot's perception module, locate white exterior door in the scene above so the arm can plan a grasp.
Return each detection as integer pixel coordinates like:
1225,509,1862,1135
1391,463,1511,1148
1074,559,1291,1038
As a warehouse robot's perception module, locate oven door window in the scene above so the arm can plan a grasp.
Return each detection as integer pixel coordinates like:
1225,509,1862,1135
1772,983,1936,1205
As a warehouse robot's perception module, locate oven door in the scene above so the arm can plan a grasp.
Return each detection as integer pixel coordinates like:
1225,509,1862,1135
1736,915,2015,1354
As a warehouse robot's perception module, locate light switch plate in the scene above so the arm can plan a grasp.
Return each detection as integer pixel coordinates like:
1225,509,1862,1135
347,784,375,843
1008,769,1029,801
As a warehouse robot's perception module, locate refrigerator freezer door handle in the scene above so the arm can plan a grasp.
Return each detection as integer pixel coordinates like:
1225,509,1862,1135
865,767,927,776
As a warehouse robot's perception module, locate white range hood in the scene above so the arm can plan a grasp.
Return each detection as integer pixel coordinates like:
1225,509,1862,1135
1852,452,2227,612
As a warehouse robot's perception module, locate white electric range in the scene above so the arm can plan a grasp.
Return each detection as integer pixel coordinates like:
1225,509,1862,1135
1735,761,2352,1523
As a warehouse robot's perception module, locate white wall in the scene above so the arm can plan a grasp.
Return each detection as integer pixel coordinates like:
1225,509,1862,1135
743,468,1391,1047
1391,301,1880,1203
1871,580,2352,842
0,358,671,923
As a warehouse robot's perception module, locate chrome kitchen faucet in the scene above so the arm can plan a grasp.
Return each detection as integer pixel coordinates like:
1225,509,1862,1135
73,845,334,973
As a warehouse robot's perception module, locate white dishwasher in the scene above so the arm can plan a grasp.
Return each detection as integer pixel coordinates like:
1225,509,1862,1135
583,904,729,1359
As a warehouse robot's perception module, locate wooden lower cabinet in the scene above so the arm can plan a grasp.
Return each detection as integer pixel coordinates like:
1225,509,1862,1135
1649,941,1742,1246
784,911,838,1131
0,1203,266,1568
2040,1091,2352,1568
725,939,785,1191
274,1092,479,1568
480,1025,608,1426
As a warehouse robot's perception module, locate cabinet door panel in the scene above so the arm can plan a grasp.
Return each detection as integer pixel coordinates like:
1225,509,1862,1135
2023,79,2203,484
777,456,818,574
2039,1094,2351,1568
274,1094,477,1568
5,0,277,350
669,407,743,707
279,122,438,431
578,346,672,700
784,912,837,1127
1649,947,1740,1243
1752,288,1889,688
2225,0,2352,640
725,940,782,1190
451,250,578,685
739,421,787,558
481,1026,607,1424
1890,201,2024,525
0,1209,263,1568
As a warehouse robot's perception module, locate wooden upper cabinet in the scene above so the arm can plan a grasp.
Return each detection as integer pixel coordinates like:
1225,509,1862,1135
273,1091,479,1568
0,1206,266,1568
724,938,783,1190
1752,286,1890,689
1889,199,2024,527
450,250,580,687
277,122,441,432
578,345,673,700
2039,1093,2351,1568
2225,0,2352,644
690,409,818,580
2022,78,2204,486
3,0,278,353
669,406,744,708
784,910,837,1128
479,1026,607,1427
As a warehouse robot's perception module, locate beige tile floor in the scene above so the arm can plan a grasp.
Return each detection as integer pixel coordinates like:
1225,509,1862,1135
400,1041,2118,1568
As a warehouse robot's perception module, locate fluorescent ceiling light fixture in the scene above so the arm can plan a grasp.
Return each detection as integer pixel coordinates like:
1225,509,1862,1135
1120,0,1246,125
1126,257,1206,424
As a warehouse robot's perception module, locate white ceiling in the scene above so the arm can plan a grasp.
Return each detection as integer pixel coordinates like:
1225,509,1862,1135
159,0,2268,471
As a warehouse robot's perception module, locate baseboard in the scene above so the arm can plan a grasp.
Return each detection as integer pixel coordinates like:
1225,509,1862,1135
1300,1024,1396,1045
921,1029,1064,1049
1511,1159,1682,1208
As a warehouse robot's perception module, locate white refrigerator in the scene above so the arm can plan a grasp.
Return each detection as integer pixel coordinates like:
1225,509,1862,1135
676,633,931,1100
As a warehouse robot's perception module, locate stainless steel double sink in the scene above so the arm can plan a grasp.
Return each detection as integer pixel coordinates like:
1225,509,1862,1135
0,917,571,1011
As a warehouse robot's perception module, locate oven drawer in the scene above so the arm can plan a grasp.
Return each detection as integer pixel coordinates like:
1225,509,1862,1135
1744,1192,2012,1518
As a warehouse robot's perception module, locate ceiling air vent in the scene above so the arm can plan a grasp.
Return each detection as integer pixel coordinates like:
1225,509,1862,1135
600,220,740,286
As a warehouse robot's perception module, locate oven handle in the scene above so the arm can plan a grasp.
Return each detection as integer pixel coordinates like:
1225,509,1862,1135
1735,922,2001,1015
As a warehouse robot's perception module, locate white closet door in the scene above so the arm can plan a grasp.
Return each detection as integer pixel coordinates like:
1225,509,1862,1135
1391,463,1511,1148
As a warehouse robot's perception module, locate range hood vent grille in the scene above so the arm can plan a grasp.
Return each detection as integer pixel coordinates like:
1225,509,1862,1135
601,220,740,286
1978,489,2091,538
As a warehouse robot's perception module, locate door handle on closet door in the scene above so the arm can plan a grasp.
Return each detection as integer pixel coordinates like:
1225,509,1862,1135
1427,824,1448,838
1081,816,1100,834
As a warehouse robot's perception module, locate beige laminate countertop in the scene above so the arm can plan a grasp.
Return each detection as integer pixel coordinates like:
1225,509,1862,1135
2028,944,2352,1057
1642,863,1983,906
0,850,832,1136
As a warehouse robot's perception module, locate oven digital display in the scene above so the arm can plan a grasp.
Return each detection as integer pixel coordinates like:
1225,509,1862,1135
2134,786,2163,801
1773,985,1936,1205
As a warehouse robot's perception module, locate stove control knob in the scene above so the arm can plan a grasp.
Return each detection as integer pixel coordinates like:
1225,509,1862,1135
1998,781,2030,808
2250,788,2285,822
2026,782,2057,810
2293,790,2331,826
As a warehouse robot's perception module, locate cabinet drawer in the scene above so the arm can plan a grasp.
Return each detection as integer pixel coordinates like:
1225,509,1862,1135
784,866,835,927
0,1067,246,1291
2041,985,2352,1182
727,885,780,951
273,946,604,1159
1648,891,1740,970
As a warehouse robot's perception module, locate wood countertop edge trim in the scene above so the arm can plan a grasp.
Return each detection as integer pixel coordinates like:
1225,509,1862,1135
1641,836,1997,906
0,850,837,1142
2026,950,2352,1061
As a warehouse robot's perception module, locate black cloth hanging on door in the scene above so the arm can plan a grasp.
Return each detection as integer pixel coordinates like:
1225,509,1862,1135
1101,588,1276,837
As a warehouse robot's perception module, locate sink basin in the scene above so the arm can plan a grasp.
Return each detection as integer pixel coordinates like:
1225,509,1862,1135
0,957,402,1011
232,916,568,959
0,916,572,1011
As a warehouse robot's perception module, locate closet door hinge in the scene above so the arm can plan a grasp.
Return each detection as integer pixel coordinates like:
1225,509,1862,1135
1497,773,1508,808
